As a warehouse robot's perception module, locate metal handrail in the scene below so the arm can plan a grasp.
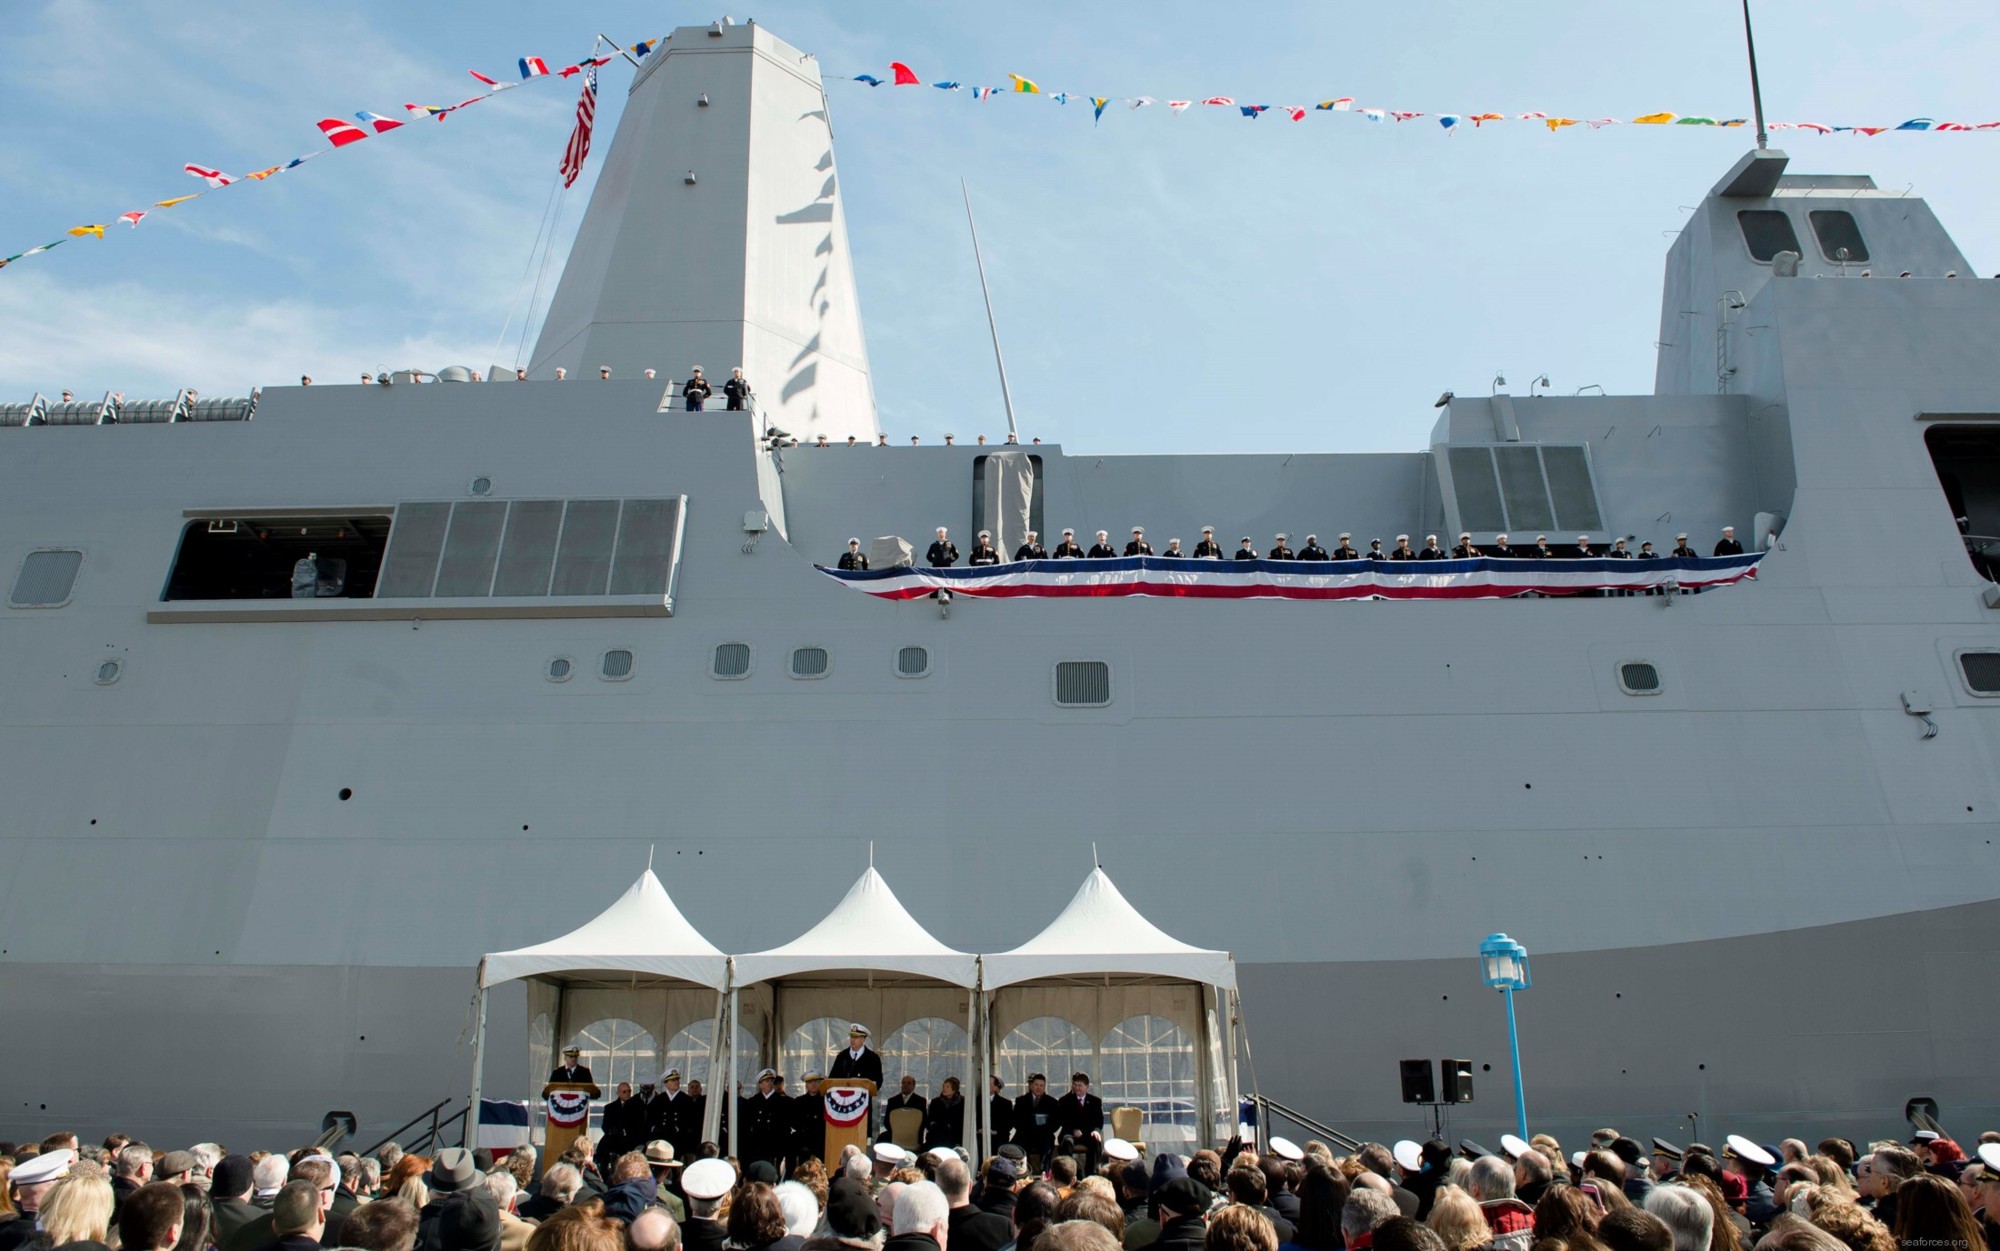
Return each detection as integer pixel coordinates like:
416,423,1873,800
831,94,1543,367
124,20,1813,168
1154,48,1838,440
361,1097,454,1159
1253,1094,1364,1153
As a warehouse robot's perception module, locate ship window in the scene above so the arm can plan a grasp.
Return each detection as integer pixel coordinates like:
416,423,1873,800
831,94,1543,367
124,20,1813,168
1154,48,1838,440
609,498,680,596
1447,447,1507,533
712,643,752,679
94,658,123,685
547,656,574,682
896,646,931,678
433,500,507,597
551,500,620,596
166,516,390,601
1738,210,1802,263
1448,445,1603,537
1617,661,1662,695
1542,445,1604,531
1808,210,1868,264
11,549,84,608
492,500,564,596
1494,446,1555,531
1054,660,1112,707
790,646,830,678
376,503,451,597
1958,651,2000,695
600,649,635,680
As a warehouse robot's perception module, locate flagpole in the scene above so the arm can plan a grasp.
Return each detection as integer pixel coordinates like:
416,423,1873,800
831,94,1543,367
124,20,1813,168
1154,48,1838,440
961,179,1020,442
598,33,644,70
1741,0,1769,151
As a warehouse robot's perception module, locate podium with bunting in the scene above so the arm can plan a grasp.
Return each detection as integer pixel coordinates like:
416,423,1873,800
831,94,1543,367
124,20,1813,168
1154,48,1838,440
541,1080,601,1159
821,1078,876,1162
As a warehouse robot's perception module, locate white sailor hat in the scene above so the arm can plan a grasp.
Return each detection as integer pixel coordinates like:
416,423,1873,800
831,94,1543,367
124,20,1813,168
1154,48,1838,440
1979,1142,2000,1172
849,1022,870,1036
1496,533,1509,541
1339,532,1352,540
1103,1138,1141,1162
1911,1130,1940,1143
978,530,991,538
1397,534,1409,541
1393,1141,1423,1172
1305,534,1317,543
1571,1151,1588,1167
1722,525,1735,532
1202,526,1215,533
1535,534,1548,543
1725,1135,1775,1167
757,1067,778,1082
1267,1137,1303,1162
872,1142,910,1165
1062,528,1075,536
1577,535,1591,543
682,1158,736,1200
11,1149,75,1185
1500,1134,1530,1161
1459,532,1471,540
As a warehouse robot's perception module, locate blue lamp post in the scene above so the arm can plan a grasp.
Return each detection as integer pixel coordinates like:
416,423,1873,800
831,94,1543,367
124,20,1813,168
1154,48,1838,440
1478,932,1532,1141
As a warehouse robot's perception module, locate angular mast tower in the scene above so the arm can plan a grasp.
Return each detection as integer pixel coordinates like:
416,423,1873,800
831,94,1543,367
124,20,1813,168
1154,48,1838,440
530,19,877,439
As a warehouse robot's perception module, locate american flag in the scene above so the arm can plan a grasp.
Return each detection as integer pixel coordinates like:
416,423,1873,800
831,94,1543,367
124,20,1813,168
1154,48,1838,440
559,62,598,188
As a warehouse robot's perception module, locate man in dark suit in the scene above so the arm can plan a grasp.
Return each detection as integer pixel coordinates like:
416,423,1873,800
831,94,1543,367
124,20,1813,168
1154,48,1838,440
794,1072,827,1164
1011,1073,1060,1169
988,1077,1014,1148
881,1074,927,1144
598,1082,639,1173
1054,1072,1105,1175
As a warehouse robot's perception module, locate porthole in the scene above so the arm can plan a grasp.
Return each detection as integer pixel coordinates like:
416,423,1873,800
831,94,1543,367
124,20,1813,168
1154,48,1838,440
1617,660,1662,695
600,649,635,681
469,476,494,496
1957,650,2000,696
94,658,123,686
895,645,930,678
790,646,830,679
546,655,574,683
1053,660,1112,707
712,642,752,679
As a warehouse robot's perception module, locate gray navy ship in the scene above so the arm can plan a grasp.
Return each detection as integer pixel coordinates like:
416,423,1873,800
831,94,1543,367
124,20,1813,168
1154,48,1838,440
3,17,1998,1151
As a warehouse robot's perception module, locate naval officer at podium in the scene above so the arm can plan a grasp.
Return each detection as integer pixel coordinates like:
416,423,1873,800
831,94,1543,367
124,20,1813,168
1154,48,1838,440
829,1023,884,1086
550,1046,600,1091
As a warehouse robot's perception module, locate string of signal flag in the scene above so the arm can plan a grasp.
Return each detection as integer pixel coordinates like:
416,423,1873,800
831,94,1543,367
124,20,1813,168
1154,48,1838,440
0,37,672,276
846,59,2000,136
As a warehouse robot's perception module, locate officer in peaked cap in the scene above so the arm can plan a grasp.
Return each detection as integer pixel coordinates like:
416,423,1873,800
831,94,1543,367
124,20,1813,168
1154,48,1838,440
1391,535,1417,561
1366,538,1386,560
4,1148,74,1241
831,1023,884,1086
1332,533,1360,561
1296,534,1330,561
1267,533,1294,560
1459,1140,1495,1162
659,1068,700,1162
1124,527,1154,557
680,1158,736,1251
1193,527,1225,559
838,538,869,571
1052,529,1086,559
1652,1139,1684,1180
1671,533,1697,558
968,530,1002,566
739,1068,791,1169
550,1045,597,1088
1234,536,1258,561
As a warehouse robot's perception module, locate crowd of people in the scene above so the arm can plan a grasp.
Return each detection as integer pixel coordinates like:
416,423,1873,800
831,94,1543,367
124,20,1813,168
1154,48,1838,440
832,528,1752,572
4,1120,1994,1251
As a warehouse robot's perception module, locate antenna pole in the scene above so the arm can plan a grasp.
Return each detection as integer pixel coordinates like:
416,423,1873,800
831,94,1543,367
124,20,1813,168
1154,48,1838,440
961,179,1020,441
1741,0,1769,150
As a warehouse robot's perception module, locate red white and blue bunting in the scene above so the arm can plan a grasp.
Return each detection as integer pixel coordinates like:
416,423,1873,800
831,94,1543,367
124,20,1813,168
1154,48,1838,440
818,553,1763,602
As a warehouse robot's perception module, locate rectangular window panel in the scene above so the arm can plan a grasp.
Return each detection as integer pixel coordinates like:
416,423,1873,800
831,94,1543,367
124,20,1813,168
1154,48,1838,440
551,500,619,597
1808,210,1869,264
608,499,680,596
11,549,83,607
1738,209,1801,263
375,502,452,598
493,500,564,597
1447,447,1506,532
1494,445,1554,531
1541,445,1604,531
433,501,507,597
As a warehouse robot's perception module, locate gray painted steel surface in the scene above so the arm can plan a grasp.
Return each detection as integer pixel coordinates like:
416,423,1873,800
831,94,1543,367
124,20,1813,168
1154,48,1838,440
1,20,1997,1151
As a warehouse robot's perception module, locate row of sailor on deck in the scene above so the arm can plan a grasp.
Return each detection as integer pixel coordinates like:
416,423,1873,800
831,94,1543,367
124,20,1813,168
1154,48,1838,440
836,527,1747,570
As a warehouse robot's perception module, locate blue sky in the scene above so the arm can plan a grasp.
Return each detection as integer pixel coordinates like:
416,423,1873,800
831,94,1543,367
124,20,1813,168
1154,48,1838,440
1,1,1994,453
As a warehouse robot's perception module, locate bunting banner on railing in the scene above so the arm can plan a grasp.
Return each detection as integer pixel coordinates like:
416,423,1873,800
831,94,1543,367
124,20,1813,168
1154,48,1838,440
0,34,668,276
840,63,2000,138
817,552,1764,602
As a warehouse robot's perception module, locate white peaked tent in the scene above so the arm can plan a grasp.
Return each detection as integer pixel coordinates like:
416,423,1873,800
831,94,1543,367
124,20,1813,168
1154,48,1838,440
470,870,730,1141
978,868,1240,1157
727,867,979,1155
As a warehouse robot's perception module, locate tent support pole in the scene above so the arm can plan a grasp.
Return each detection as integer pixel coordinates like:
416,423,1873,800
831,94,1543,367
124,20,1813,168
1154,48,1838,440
702,985,727,1143
726,986,741,1159
978,989,994,1162
468,975,489,1153
963,973,979,1152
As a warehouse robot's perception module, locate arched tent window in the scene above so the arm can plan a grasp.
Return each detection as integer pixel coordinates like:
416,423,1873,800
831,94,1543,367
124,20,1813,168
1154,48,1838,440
664,1019,760,1090
1099,1014,1198,1154
997,1016,1093,1092
567,1018,659,1091
783,1016,851,1083
879,1017,969,1099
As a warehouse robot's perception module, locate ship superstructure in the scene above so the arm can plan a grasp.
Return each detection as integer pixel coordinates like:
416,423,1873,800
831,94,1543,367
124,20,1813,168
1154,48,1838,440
1,19,1998,1149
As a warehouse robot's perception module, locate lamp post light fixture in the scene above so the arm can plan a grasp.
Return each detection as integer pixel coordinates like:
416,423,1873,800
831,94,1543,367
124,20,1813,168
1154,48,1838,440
1479,932,1532,1141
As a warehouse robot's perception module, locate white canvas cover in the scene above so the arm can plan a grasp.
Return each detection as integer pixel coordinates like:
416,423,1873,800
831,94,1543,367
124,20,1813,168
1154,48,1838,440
733,867,978,987
981,868,1236,990
480,869,728,990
